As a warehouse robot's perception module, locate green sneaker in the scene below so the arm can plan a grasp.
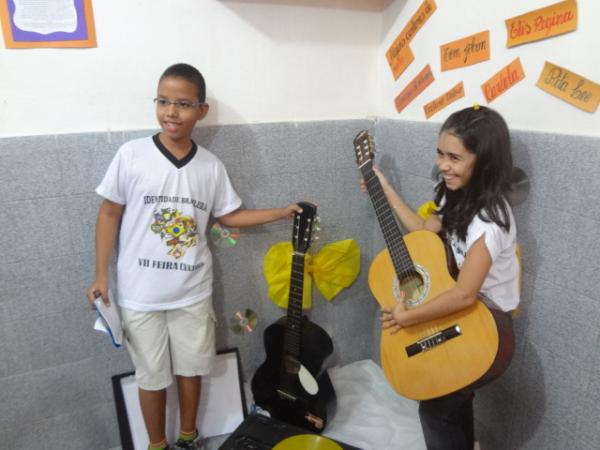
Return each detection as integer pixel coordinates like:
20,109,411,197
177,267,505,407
172,432,204,450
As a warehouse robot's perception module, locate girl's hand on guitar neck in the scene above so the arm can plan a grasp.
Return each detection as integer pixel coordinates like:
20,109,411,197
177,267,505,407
360,165,392,193
361,166,439,233
379,291,406,335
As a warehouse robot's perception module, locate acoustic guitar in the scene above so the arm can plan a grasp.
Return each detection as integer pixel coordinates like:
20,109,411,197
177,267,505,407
353,130,514,400
251,202,336,432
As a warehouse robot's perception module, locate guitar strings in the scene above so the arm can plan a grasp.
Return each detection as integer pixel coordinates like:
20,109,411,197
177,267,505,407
360,142,442,343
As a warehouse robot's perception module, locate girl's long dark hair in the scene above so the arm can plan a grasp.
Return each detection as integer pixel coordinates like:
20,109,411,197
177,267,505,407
434,106,513,241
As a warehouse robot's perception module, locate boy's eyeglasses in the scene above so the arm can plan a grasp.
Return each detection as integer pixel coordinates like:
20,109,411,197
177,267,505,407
153,97,205,110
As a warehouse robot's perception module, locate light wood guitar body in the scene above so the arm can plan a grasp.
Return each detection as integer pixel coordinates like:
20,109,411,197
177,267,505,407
353,130,513,401
369,230,500,400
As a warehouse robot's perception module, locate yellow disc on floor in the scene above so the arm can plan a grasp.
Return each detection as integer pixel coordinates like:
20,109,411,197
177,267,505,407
273,434,342,450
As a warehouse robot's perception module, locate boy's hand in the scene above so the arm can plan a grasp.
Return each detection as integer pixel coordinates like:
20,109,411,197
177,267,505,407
86,278,110,309
281,203,304,220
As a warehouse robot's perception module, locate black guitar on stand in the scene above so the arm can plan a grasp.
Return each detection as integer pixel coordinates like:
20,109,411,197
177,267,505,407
251,202,336,433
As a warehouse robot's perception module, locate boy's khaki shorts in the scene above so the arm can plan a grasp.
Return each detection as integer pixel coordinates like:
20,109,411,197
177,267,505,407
121,296,216,391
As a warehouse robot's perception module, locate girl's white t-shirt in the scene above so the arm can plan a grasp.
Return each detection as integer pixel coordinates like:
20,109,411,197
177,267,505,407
96,135,242,311
445,204,520,312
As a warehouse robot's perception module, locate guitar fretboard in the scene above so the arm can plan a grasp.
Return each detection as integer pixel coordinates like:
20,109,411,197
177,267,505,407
360,161,416,279
284,252,305,358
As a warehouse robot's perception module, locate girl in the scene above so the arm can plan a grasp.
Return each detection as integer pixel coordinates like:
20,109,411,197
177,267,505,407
363,106,519,450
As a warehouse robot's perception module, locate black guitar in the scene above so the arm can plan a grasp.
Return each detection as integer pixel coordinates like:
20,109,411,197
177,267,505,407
251,202,336,433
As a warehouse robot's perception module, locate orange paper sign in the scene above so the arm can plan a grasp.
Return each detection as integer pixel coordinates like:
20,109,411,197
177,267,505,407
481,58,525,103
387,46,415,81
394,65,435,113
386,0,437,79
505,0,577,48
424,82,465,119
440,31,490,71
536,61,600,113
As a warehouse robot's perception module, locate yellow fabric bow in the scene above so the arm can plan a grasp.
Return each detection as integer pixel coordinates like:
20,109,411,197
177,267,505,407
418,200,438,220
263,239,361,310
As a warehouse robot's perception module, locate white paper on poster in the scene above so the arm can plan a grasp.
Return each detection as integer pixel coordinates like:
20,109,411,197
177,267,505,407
13,0,77,34
120,351,245,449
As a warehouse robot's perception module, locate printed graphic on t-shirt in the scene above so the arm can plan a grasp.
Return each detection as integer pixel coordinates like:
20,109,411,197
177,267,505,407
150,207,198,259
449,237,466,269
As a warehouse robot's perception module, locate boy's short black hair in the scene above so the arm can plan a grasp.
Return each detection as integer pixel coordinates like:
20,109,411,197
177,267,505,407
159,63,206,103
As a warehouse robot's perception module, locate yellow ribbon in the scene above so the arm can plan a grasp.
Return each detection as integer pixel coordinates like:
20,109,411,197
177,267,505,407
417,200,438,220
263,239,361,310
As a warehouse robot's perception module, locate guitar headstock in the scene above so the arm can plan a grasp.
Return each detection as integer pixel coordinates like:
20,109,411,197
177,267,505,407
353,130,376,168
292,202,318,254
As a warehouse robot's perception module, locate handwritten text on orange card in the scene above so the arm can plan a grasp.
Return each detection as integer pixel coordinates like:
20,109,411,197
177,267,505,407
505,0,577,48
424,82,465,119
481,58,525,103
536,61,600,113
386,0,437,79
387,46,415,81
440,30,490,71
394,65,435,113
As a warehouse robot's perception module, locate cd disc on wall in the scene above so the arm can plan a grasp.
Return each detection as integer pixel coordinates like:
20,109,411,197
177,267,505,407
229,309,258,335
210,222,240,248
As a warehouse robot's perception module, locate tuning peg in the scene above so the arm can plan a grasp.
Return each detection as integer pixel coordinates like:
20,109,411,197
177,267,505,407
368,136,377,152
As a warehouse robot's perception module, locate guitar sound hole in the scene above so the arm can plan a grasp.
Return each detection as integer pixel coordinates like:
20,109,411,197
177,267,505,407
397,269,428,308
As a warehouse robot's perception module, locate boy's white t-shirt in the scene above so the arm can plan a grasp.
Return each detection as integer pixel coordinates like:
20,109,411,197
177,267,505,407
445,204,520,312
96,135,242,312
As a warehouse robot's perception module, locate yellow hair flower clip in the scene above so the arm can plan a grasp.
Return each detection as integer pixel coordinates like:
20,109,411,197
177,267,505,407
417,201,438,220
473,103,481,110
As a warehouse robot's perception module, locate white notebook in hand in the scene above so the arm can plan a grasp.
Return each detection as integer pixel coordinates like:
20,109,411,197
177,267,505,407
93,297,123,348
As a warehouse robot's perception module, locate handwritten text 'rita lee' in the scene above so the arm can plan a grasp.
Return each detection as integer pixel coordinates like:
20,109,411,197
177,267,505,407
544,68,594,103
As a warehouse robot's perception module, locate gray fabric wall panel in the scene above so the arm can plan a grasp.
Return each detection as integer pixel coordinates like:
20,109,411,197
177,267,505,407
1,119,599,449
0,253,95,324
580,351,600,449
0,135,61,201
55,133,118,196
1,402,120,450
0,197,74,263
374,119,439,178
526,275,599,368
537,210,599,298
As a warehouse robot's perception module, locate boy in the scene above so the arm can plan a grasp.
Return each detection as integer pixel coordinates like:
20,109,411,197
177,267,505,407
86,63,301,450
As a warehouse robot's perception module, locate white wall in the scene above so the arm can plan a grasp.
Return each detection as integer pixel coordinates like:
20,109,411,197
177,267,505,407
0,0,383,137
378,0,600,137
1,0,598,138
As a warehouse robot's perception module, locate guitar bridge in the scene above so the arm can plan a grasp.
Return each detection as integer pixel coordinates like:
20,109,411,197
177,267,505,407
405,325,462,357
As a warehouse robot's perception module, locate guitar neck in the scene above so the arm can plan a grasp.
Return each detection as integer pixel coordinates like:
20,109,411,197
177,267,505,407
360,161,415,278
284,252,305,358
